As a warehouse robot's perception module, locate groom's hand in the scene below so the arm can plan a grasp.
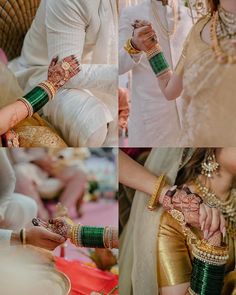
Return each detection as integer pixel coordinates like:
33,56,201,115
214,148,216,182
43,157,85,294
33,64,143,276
26,227,65,250
131,20,158,52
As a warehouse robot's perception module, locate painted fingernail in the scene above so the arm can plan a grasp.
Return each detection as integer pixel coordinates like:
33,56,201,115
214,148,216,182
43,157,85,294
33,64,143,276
204,230,208,239
201,221,205,231
223,227,226,238
208,231,213,239
59,236,65,242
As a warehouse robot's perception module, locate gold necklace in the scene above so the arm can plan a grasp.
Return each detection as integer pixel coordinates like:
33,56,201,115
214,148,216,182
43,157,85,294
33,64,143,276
151,0,178,39
194,178,236,238
210,9,236,64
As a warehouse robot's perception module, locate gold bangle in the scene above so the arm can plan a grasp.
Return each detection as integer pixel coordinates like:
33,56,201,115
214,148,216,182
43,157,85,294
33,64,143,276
103,226,109,248
145,44,162,59
22,228,26,245
124,38,141,55
147,174,166,211
17,98,34,117
38,81,56,100
70,224,82,247
73,225,78,246
70,225,76,244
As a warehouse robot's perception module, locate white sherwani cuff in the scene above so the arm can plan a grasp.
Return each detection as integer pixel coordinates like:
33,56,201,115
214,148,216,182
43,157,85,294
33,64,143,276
0,229,12,247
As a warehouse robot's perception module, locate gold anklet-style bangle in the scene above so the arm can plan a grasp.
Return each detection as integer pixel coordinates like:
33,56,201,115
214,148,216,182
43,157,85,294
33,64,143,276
147,174,166,211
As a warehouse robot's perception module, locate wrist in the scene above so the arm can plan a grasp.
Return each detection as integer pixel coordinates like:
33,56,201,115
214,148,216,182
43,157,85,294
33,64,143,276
159,185,171,204
147,174,167,211
124,38,141,55
17,98,33,118
145,43,162,58
38,81,57,100
146,45,171,77
15,100,30,119
130,38,141,52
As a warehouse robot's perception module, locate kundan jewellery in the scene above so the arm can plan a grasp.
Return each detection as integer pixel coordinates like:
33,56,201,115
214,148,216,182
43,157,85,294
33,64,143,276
188,237,229,295
164,188,229,295
194,178,236,238
211,6,236,64
201,152,219,178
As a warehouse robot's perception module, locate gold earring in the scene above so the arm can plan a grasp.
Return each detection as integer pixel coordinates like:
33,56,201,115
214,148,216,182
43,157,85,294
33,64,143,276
195,0,204,12
201,152,219,178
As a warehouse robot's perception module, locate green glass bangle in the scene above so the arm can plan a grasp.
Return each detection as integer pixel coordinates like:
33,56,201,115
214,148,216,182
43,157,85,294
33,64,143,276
19,229,24,244
148,52,170,77
23,86,49,113
81,226,105,248
190,257,225,295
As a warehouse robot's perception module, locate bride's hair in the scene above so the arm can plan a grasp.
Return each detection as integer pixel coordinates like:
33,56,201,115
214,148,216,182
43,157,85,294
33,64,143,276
207,0,220,13
175,148,216,187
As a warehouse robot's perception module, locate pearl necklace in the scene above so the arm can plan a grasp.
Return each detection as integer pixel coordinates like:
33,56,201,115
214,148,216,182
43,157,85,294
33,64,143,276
218,6,236,38
194,178,236,238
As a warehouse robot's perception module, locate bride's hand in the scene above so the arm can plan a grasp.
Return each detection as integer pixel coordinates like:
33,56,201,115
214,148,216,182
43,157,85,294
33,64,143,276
48,217,72,239
131,20,158,52
32,217,72,239
199,203,226,239
47,55,81,90
161,186,226,240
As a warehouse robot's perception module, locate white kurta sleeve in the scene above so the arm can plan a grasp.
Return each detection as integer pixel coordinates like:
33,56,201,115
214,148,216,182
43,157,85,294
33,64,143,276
0,150,16,223
0,150,16,199
119,8,143,75
0,229,12,247
45,0,116,94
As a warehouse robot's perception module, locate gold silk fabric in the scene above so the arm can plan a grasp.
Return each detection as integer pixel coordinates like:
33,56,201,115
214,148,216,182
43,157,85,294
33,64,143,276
0,62,67,147
175,16,236,146
157,211,236,294
14,114,67,148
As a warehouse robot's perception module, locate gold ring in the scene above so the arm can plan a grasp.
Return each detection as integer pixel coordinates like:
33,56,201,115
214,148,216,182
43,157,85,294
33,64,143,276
61,62,71,71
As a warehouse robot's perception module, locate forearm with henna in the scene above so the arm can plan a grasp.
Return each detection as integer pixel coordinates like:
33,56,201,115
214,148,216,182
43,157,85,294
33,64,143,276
0,55,80,139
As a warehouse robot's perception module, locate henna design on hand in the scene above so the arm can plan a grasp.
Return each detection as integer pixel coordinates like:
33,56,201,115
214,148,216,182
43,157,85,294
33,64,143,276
47,55,81,91
163,186,203,228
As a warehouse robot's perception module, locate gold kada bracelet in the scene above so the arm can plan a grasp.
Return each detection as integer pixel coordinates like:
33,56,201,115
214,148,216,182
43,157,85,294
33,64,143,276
147,174,167,211
124,38,141,55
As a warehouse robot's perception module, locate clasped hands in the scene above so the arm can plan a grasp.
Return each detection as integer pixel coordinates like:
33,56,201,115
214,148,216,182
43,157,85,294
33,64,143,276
160,185,226,243
131,19,158,52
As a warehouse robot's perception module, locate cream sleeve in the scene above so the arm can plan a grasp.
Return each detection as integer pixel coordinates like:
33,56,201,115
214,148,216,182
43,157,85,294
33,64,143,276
45,0,116,94
0,150,16,199
174,29,192,77
119,7,143,75
0,229,12,247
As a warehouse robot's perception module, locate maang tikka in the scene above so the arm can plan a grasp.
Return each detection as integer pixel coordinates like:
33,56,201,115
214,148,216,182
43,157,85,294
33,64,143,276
201,152,219,178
